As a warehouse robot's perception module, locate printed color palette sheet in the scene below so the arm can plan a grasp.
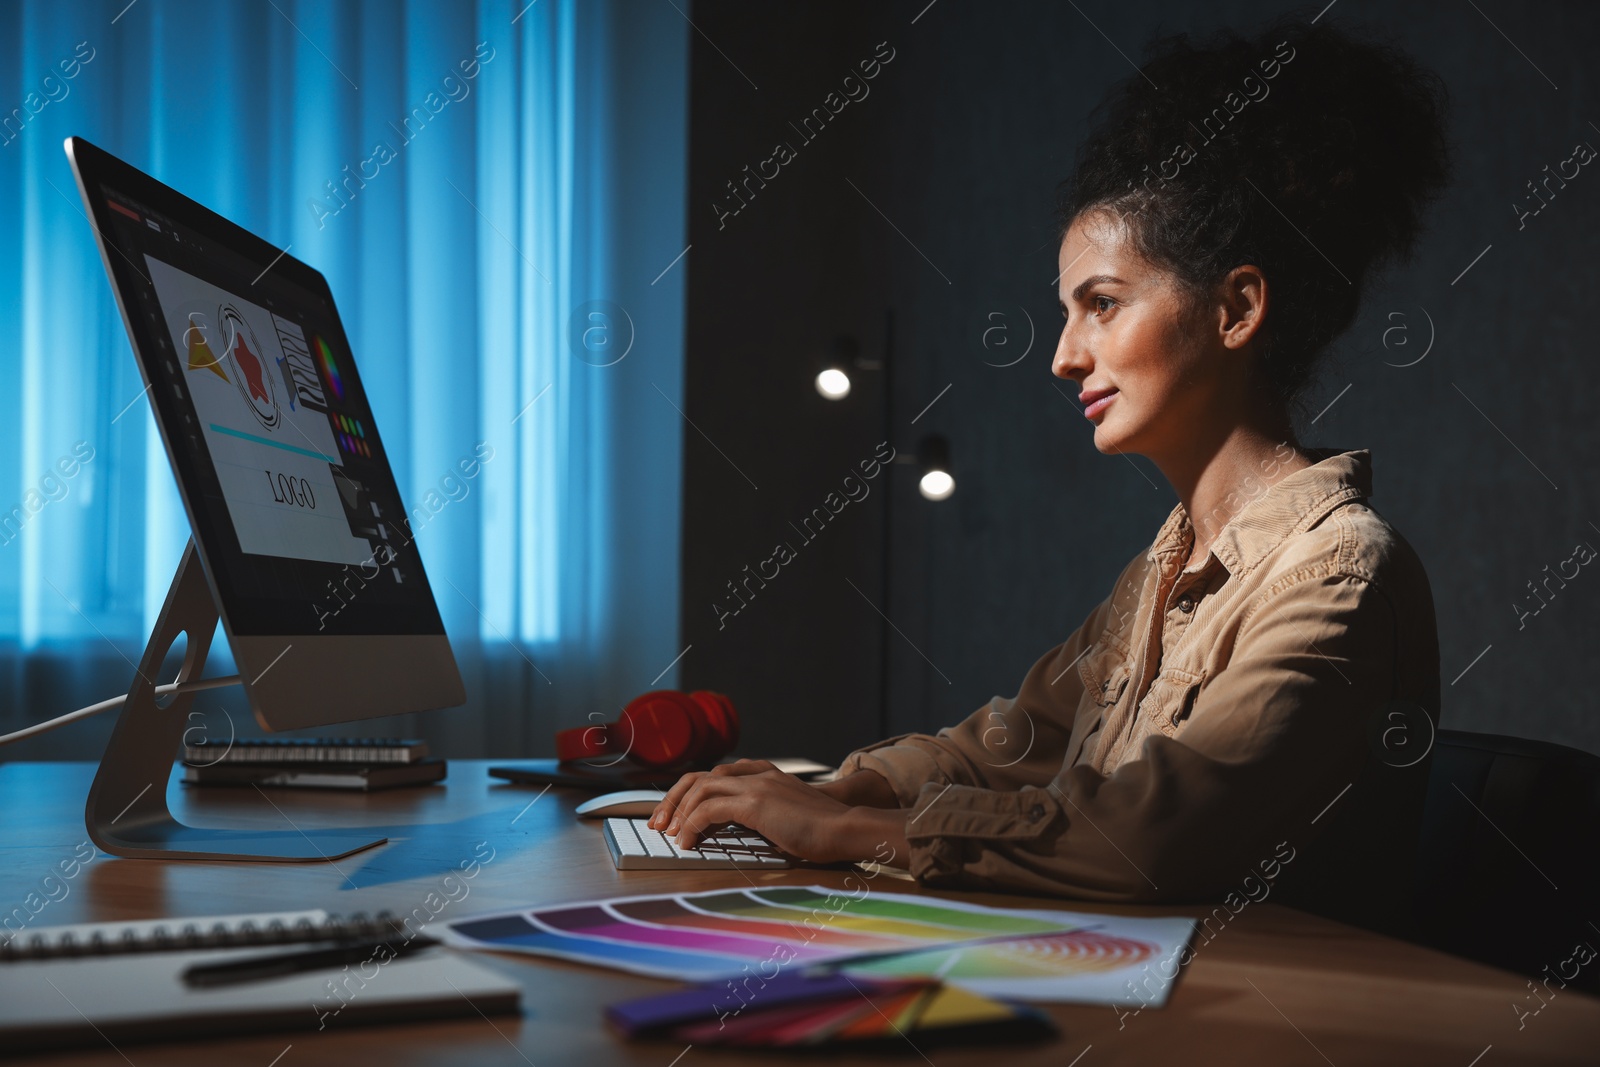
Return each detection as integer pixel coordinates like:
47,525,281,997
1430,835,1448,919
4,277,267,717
435,885,1196,1006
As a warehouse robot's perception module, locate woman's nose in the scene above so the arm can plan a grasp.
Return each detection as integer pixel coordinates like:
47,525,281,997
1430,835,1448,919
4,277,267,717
1052,328,1084,379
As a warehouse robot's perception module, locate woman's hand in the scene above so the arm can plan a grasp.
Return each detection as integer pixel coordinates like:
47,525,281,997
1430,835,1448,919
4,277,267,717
647,759,905,864
811,768,901,808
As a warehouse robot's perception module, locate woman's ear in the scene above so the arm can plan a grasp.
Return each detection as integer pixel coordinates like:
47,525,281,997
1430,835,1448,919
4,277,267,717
1217,264,1268,350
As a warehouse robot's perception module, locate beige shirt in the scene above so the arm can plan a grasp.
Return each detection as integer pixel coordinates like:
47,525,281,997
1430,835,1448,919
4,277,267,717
837,448,1440,935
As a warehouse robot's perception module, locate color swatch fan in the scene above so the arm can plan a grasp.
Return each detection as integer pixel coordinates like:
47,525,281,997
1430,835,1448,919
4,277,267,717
434,884,1197,1007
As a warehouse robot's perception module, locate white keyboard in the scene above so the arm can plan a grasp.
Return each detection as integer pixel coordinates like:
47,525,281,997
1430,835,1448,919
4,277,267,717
602,817,792,870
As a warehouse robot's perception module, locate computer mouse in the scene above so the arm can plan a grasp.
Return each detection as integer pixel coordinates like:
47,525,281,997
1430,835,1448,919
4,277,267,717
574,789,669,818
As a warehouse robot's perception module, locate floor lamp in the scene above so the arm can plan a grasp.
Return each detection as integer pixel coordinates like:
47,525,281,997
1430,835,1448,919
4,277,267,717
813,312,955,740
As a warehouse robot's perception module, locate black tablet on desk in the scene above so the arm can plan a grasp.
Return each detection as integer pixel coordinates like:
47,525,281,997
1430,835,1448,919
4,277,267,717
489,757,834,792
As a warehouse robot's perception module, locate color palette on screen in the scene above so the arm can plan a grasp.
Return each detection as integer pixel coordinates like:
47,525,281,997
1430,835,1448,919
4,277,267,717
315,334,344,400
328,412,371,458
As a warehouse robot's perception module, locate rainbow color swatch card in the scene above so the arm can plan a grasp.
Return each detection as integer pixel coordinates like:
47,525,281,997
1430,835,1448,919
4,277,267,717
433,885,1197,1007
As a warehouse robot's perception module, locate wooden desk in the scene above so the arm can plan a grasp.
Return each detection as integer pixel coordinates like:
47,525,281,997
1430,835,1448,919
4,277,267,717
0,761,1594,1065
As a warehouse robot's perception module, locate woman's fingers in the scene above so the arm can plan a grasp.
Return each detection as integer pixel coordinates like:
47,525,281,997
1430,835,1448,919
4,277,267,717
660,771,865,861
649,770,706,829
666,771,763,837
672,792,755,849
650,760,780,829
652,758,784,831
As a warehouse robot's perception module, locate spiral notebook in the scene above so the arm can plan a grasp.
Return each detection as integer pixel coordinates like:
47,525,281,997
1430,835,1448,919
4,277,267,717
0,909,521,1052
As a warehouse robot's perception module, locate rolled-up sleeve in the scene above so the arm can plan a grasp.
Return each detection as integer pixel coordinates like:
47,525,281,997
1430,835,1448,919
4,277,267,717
898,571,1403,902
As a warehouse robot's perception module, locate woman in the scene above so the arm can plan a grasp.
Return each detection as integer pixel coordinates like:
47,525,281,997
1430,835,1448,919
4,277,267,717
651,16,1452,935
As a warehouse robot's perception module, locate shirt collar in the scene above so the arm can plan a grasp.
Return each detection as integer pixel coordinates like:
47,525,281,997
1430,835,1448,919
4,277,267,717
1145,448,1374,579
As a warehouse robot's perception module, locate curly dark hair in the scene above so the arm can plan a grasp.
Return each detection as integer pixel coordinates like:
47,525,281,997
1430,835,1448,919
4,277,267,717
1055,13,1454,421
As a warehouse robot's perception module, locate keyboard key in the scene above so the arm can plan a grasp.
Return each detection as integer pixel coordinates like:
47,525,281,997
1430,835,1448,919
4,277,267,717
698,835,744,848
602,818,793,870
606,819,647,856
641,831,676,858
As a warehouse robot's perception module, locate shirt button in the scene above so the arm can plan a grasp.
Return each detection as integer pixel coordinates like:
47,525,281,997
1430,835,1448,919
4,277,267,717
1029,804,1045,820
1177,594,1195,613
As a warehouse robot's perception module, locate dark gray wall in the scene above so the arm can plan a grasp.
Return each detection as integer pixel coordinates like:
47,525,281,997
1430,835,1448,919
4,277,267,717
681,0,1600,762
679,4,891,761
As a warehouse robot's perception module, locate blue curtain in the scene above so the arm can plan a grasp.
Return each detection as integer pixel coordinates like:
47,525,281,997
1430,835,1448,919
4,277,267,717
0,0,688,757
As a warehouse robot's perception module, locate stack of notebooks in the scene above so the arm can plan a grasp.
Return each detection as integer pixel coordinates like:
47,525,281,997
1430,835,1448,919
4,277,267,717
182,737,446,791
605,971,1055,1047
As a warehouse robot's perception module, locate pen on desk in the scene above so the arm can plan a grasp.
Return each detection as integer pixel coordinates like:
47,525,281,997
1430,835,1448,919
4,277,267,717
181,935,440,988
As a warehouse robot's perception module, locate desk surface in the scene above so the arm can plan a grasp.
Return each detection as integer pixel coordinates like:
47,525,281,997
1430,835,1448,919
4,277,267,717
0,760,1594,1066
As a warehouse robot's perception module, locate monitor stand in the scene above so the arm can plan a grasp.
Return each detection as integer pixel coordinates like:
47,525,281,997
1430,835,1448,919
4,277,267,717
85,540,387,861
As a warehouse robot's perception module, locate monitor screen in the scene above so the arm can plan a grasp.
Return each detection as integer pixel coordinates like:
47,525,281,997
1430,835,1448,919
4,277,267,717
71,142,448,640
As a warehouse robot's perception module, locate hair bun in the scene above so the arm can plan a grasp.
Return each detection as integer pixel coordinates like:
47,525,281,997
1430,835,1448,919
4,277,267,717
1058,15,1454,412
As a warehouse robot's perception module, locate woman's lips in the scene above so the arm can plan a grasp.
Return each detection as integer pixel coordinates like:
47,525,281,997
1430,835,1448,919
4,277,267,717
1083,390,1118,419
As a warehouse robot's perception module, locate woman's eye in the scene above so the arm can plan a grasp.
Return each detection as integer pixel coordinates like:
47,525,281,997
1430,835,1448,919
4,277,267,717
1094,295,1116,315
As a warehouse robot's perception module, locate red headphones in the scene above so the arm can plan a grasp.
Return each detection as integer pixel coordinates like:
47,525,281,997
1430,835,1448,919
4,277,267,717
556,689,740,770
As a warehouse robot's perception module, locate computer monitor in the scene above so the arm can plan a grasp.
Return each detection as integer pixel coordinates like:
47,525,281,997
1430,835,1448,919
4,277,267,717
64,136,465,861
